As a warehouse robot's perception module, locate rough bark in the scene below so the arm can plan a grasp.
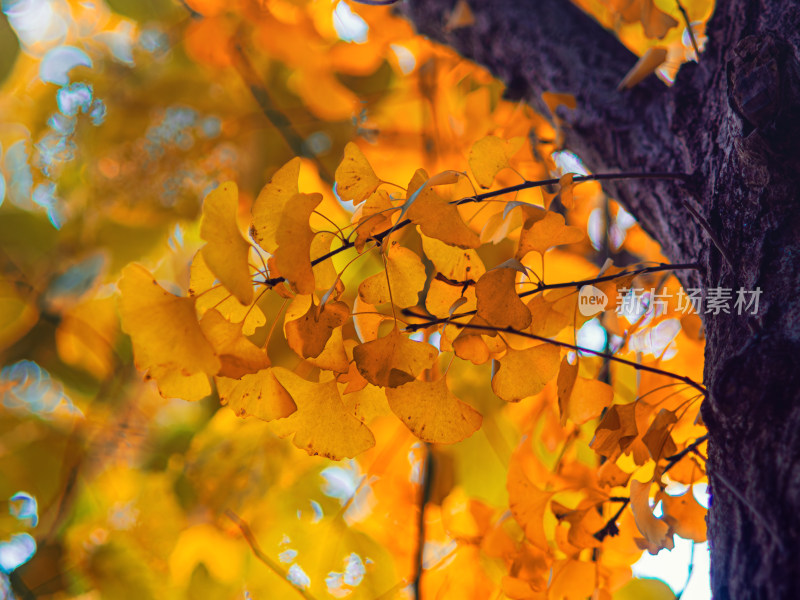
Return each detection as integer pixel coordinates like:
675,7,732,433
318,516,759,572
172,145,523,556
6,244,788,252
403,0,800,597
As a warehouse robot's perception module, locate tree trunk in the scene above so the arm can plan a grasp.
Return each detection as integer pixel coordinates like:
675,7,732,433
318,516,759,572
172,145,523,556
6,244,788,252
403,0,800,597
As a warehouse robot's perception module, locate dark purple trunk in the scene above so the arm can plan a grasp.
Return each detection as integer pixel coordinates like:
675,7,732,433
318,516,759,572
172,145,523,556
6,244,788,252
403,0,800,597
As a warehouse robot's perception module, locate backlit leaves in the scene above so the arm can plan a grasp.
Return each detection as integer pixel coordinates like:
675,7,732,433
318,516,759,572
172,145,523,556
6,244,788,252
200,182,253,305
353,329,438,388
386,377,482,443
406,170,480,249
334,142,381,204
273,192,323,294
468,135,525,188
270,368,375,459
492,345,560,402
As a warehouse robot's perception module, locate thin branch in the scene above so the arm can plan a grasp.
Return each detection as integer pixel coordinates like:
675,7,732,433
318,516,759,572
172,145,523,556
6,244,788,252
594,497,630,541
456,172,691,205
413,445,434,600
427,321,707,396
402,262,702,330
676,0,701,59
226,510,319,600
256,173,692,288
663,434,708,476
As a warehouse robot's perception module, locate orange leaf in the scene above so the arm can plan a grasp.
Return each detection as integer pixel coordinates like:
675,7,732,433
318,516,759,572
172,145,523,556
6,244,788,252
508,455,553,550
660,489,707,542
557,357,614,424
386,377,482,443
630,479,674,554
492,344,560,402
353,329,438,388
618,47,668,90
642,408,678,461
517,211,584,258
285,299,350,359
590,403,639,460
475,267,532,330
406,170,480,249
200,182,253,305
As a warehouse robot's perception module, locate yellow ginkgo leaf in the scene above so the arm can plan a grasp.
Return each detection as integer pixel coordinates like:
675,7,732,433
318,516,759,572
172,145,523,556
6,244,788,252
353,329,438,388
527,290,573,337
216,368,297,421
148,367,211,402
659,489,707,542
386,377,482,443
630,479,674,553
189,252,265,335
358,243,425,308
335,142,381,204
444,0,475,31
251,157,301,253
274,192,323,294
475,268,532,330
119,263,220,382
492,344,560,402
421,233,485,281
285,299,350,359
305,326,350,373
517,211,584,258
311,232,339,291
200,181,253,305
548,559,596,600
270,367,375,459
353,189,394,251
198,309,270,379
406,170,480,249
557,357,614,425
468,135,525,188
590,403,639,460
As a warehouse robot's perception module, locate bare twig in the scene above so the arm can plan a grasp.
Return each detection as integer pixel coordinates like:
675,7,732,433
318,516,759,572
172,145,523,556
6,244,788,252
425,321,707,396
663,434,708,476
676,0,701,59
402,262,701,330
594,497,630,541
226,510,319,600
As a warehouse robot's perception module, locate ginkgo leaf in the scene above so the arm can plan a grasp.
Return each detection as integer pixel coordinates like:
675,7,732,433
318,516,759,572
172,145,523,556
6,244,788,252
304,326,350,373
274,192,322,294
311,232,339,291
149,367,212,402
492,344,560,402
557,357,614,425
198,309,270,378
335,142,381,204
597,460,631,488
189,252,265,335
251,157,301,253
549,559,596,600
527,290,572,338
119,264,220,381
200,181,253,305
475,267,532,330
558,173,575,209
659,489,707,542
421,233,485,281
640,0,679,38
517,211,584,258
618,47,668,90
216,368,297,421
353,329,438,388
270,368,375,459
353,295,387,343
642,408,678,460
507,456,553,550
468,135,525,188
590,403,639,460
353,189,395,251
630,479,674,553
386,377,481,443
358,243,425,308
426,278,477,319
285,299,350,359
406,170,480,249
